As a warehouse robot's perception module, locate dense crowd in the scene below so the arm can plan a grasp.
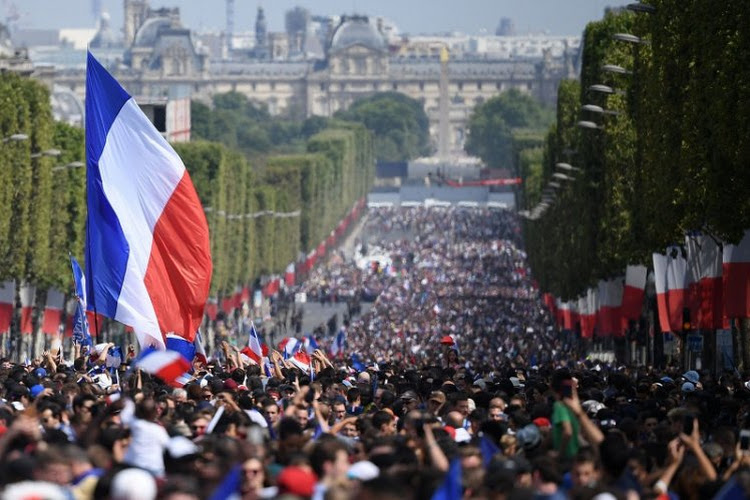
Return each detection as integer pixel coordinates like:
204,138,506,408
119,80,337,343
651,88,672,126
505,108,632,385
0,207,748,499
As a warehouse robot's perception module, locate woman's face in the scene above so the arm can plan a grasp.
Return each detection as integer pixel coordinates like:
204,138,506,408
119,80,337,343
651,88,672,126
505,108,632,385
242,458,265,491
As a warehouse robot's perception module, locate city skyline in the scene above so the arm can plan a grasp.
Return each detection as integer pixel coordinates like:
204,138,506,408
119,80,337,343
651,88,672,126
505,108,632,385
11,0,633,37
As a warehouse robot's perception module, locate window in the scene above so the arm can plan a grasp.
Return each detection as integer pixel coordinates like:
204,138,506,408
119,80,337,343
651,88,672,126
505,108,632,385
458,82,463,91
419,81,424,91
392,83,398,90
320,83,326,91
477,81,482,90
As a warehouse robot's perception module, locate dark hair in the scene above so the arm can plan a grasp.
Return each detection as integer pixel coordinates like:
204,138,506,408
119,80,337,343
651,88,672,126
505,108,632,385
310,437,348,477
373,410,394,430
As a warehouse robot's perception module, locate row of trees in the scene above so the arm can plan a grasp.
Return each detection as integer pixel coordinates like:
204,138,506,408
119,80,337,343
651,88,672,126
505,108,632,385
192,91,430,163
0,74,86,290
174,121,373,297
523,2,750,299
0,73,374,304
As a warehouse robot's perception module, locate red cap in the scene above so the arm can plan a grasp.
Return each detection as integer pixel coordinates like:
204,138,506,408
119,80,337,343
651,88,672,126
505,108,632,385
277,466,317,497
533,417,551,429
440,335,455,346
443,425,456,440
223,379,238,391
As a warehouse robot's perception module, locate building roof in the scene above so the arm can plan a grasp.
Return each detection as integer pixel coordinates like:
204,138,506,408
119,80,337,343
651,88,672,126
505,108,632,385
329,16,386,52
134,17,172,47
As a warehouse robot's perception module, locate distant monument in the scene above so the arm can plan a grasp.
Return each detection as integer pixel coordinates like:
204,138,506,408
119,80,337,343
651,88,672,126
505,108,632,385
495,17,515,36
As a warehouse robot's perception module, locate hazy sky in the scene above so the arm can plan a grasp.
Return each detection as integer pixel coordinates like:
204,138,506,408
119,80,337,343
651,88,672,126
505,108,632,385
11,0,632,36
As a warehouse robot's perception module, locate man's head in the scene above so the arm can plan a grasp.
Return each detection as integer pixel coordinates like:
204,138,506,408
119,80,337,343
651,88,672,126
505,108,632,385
571,448,600,488
454,393,470,418
333,402,347,421
427,391,446,415
310,438,350,484
262,399,280,425
39,403,63,432
372,410,396,436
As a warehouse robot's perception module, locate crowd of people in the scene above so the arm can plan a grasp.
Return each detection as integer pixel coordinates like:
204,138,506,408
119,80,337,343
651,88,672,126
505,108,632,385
0,207,748,499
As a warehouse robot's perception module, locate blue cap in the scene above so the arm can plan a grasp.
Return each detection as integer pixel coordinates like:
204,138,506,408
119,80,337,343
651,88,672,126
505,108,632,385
30,384,45,398
34,367,47,378
681,382,696,393
660,376,674,384
683,370,700,385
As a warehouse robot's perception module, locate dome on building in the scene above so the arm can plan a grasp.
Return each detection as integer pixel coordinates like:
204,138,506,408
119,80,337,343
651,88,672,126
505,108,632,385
90,12,120,48
133,17,172,47
330,16,386,52
51,85,85,127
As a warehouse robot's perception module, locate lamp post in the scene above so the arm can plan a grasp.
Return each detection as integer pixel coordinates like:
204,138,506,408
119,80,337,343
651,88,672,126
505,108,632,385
51,161,84,172
552,172,575,182
602,64,632,75
30,148,62,159
1,134,28,143
555,162,581,172
612,33,650,45
578,120,604,131
582,104,621,116
587,84,626,96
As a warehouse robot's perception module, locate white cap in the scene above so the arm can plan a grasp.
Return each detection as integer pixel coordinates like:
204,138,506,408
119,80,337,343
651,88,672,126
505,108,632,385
1,481,68,500
111,468,157,500
348,461,379,481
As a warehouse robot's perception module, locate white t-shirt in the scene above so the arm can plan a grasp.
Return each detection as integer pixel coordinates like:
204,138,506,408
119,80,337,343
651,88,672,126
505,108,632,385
121,400,170,477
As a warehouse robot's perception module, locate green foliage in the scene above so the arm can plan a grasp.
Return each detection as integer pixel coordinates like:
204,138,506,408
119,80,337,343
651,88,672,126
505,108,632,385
527,2,750,300
334,92,430,162
190,93,331,158
175,120,374,297
466,89,554,169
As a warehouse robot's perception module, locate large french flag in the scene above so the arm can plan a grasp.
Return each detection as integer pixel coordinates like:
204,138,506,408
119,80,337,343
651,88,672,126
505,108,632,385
580,287,598,338
621,265,647,321
686,234,724,329
42,288,65,335
85,53,212,349
19,283,36,335
723,230,750,319
665,247,688,332
653,253,671,332
597,279,623,337
0,281,14,333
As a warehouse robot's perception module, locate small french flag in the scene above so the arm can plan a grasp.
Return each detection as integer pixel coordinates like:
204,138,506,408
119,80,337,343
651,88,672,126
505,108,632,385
135,347,192,387
241,322,264,364
278,337,301,360
303,335,319,354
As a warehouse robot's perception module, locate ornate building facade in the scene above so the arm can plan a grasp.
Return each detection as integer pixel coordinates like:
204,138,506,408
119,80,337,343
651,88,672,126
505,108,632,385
52,4,578,152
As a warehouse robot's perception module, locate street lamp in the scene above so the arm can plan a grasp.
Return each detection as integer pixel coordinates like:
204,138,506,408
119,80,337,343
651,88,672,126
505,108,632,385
2,133,28,143
602,64,632,75
626,3,656,14
548,182,561,189
612,33,649,45
51,161,84,172
588,84,625,96
555,162,581,172
553,172,575,182
31,148,62,159
578,120,604,130
582,104,621,116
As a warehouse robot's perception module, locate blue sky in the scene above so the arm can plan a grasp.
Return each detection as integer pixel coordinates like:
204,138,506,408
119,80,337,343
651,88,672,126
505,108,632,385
13,0,632,36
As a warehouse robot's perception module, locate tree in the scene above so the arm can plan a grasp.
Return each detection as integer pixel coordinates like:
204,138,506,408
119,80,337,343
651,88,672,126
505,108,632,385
334,92,431,162
466,89,553,169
